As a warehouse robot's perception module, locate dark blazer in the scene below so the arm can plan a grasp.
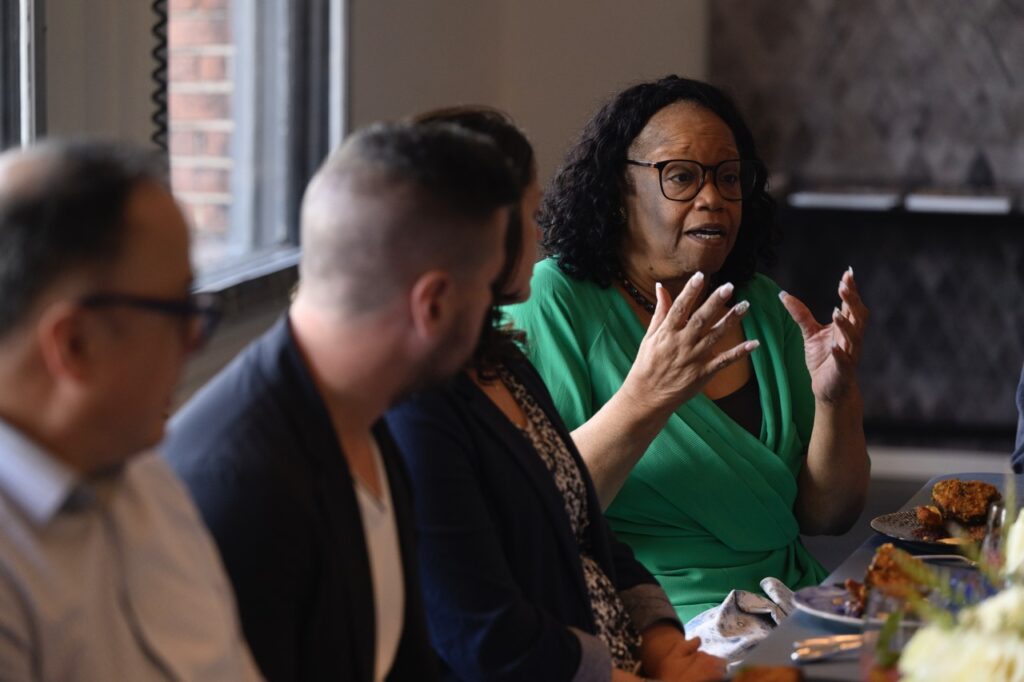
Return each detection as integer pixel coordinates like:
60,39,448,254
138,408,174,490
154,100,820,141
162,316,437,682
385,352,660,681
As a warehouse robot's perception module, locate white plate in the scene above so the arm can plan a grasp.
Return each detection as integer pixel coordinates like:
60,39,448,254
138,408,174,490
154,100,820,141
792,556,979,626
792,584,864,626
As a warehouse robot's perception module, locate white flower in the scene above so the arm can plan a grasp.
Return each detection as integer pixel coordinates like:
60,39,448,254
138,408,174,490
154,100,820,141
899,586,1024,682
961,584,1024,633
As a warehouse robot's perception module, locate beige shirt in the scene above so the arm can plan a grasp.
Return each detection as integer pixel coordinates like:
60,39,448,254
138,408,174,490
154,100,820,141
0,419,263,681
354,438,405,682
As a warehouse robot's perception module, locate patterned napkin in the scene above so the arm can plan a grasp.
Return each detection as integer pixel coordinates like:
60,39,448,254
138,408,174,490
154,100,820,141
683,577,795,661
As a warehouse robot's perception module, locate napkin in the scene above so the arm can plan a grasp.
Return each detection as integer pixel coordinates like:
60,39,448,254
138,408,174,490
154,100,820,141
683,577,795,661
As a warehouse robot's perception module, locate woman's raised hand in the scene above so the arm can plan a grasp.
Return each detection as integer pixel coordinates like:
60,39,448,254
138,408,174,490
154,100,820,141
622,271,759,416
779,267,868,404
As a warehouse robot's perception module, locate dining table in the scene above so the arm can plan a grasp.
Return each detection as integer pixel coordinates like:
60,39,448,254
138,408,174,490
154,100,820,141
739,471,1023,681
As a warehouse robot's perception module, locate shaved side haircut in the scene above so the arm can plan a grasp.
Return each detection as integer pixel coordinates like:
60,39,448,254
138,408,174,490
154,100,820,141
299,122,519,313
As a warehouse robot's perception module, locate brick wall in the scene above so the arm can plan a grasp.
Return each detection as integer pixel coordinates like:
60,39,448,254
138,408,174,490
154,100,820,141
168,0,234,270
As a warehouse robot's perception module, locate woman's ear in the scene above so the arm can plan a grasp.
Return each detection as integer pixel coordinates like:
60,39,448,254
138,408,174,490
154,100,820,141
408,269,453,341
36,302,95,384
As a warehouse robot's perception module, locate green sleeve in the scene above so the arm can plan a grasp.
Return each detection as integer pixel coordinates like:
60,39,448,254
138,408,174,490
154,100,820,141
504,261,594,431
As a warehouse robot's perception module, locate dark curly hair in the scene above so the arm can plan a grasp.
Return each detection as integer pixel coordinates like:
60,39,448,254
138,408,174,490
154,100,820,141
412,106,534,378
541,75,777,289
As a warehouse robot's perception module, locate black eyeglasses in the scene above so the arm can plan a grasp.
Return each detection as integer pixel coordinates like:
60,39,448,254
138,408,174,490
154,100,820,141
78,291,223,351
625,158,763,202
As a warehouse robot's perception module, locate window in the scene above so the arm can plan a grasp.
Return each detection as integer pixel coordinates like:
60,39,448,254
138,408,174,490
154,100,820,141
0,0,43,150
167,0,345,286
0,2,18,147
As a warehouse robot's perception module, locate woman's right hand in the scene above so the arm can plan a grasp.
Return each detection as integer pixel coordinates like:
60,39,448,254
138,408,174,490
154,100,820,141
572,271,761,508
621,271,759,418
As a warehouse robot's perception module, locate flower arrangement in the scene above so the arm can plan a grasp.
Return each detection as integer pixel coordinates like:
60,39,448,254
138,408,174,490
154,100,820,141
898,585,1024,681
896,482,1024,682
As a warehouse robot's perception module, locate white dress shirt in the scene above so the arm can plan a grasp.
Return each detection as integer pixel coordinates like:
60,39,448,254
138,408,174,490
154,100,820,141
0,418,263,681
354,438,405,682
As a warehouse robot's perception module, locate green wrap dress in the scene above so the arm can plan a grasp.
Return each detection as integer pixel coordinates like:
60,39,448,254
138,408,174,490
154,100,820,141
505,258,827,622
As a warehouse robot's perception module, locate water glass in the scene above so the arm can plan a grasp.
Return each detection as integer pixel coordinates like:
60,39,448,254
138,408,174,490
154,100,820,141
980,499,1007,572
858,591,919,682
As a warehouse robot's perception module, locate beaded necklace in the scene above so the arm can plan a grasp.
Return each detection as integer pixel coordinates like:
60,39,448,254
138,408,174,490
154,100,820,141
617,272,656,314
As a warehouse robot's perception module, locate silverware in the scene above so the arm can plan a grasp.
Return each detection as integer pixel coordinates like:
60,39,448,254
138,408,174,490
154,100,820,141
790,633,863,662
794,633,861,646
919,553,977,566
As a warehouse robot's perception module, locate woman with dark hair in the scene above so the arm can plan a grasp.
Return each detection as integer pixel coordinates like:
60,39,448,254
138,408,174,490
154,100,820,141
505,76,870,636
387,106,725,681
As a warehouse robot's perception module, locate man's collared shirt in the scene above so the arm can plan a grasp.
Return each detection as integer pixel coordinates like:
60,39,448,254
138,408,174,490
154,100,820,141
0,419,263,681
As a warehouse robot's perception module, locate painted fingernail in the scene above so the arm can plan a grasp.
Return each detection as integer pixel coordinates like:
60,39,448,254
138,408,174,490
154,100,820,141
718,282,735,299
691,271,704,285
847,266,854,277
833,306,841,319
656,282,663,292
778,290,787,300
734,300,750,315
744,340,760,352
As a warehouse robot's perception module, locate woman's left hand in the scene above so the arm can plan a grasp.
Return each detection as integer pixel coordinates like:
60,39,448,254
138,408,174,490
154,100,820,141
780,268,868,404
640,625,727,682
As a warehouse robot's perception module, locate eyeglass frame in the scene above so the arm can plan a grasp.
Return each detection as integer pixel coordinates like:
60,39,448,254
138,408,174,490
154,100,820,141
625,158,764,203
77,291,223,351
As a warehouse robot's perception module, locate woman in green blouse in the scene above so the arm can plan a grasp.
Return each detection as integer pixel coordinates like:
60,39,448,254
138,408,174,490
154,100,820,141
506,76,870,626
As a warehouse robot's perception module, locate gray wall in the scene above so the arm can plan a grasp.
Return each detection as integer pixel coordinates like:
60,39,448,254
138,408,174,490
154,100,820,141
44,0,157,145
708,1,1023,452
350,0,709,183
41,0,712,181
709,0,1024,190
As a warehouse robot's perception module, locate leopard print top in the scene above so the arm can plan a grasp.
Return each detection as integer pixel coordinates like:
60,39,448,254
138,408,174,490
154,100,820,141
498,365,640,671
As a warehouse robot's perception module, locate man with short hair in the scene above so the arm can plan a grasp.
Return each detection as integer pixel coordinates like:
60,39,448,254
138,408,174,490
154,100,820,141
0,140,261,680
163,122,518,681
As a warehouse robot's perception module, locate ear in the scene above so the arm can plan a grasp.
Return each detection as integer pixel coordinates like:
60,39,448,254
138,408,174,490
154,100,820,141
36,302,97,384
408,269,453,341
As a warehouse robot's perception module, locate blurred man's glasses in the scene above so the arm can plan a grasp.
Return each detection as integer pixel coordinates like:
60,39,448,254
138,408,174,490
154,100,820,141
625,158,763,202
78,291,223,352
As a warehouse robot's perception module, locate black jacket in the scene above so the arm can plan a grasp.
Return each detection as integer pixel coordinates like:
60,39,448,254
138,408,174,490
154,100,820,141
163,315,437,682
386,352,659,681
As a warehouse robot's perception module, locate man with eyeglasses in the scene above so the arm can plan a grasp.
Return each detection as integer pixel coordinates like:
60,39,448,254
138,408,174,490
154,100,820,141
0,140,261,680
162,122,518,682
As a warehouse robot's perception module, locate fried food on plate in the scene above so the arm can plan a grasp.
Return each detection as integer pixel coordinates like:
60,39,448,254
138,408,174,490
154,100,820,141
911,479,1001,541
844,543,927,616
931,479,1000,525
915,504,943,529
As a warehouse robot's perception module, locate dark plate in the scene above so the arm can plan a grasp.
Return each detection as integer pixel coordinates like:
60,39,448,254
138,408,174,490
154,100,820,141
869,510,971,549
